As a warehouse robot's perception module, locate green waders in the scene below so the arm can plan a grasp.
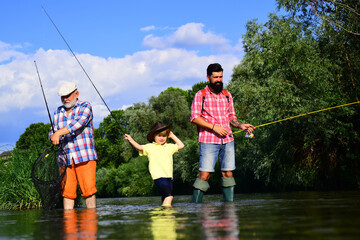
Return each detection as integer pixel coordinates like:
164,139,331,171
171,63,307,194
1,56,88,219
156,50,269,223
192,178,210,203
222,177,236,202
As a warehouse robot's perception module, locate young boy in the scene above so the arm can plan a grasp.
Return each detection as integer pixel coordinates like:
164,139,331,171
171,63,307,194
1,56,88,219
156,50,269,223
124,121,184,206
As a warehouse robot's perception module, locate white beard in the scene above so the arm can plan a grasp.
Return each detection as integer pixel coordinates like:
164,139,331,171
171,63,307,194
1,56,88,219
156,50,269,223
63,98,77,109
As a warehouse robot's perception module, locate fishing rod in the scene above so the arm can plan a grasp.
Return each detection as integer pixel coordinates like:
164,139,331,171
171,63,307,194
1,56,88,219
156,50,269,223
33,60,69,210
34,60,55,133
41,6,120,126
233,100,360,136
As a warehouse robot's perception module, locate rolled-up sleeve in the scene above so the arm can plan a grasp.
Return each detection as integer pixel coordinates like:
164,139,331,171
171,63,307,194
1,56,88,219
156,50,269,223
190,91,202,122
228,94,237,121
66,103,92,134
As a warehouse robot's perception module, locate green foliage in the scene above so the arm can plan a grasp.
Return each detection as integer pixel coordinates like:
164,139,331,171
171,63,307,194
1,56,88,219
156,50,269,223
0,148,41,210
149,88,196,140
4,1,360,206
122,103,157,160
96,156,154,197
229,11,360,190
15,123,52,154
186,81,208,107
95,110,129,168
173,139,199,184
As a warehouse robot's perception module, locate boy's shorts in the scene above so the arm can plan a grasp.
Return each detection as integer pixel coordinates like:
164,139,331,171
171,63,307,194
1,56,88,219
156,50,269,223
154,178,173,201
62,160,97,199
199,141,235,172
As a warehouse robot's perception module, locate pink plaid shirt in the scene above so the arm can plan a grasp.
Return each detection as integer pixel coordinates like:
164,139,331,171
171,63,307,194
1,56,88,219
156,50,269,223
190,86,237,144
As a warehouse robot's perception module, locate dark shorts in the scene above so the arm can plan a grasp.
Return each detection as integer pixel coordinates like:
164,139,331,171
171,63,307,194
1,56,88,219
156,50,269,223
154,178,173,201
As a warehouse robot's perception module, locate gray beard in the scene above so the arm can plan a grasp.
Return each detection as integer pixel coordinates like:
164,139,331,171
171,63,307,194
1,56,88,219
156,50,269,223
63,98,77,109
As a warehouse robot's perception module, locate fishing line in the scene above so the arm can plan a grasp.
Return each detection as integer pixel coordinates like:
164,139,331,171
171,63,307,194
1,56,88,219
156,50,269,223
41,6,118,123
232,100,360,135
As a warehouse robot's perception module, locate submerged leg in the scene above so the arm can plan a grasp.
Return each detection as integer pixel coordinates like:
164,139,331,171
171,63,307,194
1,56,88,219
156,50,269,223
63,197,75,210
162,196,174,207
85,194,96,209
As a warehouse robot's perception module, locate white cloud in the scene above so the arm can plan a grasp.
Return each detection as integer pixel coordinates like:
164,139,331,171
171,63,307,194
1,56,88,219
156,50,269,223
140,25,156,32
0,36,240,126
0,41,28,64
142,22,243,54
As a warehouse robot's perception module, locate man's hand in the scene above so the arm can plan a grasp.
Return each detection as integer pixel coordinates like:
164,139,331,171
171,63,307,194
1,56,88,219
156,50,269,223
50,127,70,145
231,119,254,133
240,123,255,133
213,125,229,136
50,132,61,145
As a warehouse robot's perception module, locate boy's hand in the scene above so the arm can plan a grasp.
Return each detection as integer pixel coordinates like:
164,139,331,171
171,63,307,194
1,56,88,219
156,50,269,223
124,134,133,141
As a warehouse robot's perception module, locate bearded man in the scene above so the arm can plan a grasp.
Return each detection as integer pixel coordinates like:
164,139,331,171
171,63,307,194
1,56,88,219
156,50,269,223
50,82,98,209
190,63,254,202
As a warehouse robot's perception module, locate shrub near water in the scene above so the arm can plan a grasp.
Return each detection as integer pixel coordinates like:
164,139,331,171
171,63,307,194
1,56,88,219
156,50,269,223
0,148,41,210
96,156,154,197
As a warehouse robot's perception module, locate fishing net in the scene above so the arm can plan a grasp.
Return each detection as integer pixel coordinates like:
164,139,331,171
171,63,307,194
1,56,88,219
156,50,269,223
31,145,68,210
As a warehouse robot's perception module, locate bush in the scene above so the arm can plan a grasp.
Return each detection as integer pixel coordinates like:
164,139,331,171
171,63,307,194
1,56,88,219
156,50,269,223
96,156,154,197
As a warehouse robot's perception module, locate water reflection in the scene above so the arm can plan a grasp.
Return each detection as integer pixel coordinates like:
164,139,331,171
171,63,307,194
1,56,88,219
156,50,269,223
150,206,177,240
63,209,98,240
1,192,360,239
201,203,239,239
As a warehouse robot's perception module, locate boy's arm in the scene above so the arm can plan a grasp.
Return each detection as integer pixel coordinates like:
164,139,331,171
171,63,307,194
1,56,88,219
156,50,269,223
124,134,143,151
169,131,184,150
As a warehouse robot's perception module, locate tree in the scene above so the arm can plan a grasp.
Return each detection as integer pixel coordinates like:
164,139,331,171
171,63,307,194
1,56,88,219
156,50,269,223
15,122,52,154
149,87,196,140
228,11,360,190
187,81,208,107
95,110,129,168
122,103,158,160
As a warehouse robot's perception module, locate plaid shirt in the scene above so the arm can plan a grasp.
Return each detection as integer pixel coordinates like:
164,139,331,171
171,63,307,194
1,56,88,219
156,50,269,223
190,86,237,144
51,100,98,165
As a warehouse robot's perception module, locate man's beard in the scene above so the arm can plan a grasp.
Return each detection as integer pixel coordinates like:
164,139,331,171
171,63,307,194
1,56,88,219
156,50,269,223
63,98,77,109
209,81,223,94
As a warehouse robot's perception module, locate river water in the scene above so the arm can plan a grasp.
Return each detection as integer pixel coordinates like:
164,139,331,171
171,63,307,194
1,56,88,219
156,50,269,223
0,191,359,239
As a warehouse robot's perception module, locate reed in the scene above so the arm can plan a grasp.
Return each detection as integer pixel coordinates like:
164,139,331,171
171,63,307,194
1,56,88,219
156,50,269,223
0,148,42,210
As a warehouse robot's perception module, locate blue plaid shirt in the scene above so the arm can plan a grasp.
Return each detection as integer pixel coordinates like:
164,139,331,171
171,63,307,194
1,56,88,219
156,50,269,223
51,100,98,165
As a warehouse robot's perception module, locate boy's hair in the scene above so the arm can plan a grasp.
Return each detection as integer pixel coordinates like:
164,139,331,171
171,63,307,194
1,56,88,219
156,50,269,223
155,128,170,137
207,63,223,76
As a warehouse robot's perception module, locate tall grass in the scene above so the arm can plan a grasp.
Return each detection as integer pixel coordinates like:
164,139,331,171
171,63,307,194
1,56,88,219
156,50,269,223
0,148,41,210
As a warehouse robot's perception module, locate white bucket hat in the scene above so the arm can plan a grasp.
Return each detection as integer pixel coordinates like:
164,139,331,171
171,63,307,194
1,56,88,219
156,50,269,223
58,82,77,96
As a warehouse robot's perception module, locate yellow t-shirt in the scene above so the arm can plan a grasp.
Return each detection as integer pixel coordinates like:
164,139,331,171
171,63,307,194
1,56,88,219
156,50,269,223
139,143,178,180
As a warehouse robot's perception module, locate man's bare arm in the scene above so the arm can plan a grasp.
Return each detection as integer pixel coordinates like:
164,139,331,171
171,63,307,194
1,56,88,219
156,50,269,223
231,119,255,132
192,117,228,136
230,119,242,128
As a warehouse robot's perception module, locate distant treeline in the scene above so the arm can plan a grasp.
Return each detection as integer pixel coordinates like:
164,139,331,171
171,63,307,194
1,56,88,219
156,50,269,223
1,0,359,209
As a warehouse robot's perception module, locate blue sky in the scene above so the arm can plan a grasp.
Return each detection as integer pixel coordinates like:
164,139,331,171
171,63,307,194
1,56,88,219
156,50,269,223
0,0,281,150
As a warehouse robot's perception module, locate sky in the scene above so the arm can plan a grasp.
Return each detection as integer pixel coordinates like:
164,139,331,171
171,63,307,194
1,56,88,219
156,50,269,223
0,0,282,151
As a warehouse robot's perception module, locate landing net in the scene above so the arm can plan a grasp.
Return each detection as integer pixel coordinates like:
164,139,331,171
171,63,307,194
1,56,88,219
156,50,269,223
31,145,68,210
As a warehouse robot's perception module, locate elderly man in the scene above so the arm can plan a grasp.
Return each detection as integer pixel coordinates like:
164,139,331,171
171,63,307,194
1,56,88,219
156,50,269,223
190,63,254,202
50,82,97,209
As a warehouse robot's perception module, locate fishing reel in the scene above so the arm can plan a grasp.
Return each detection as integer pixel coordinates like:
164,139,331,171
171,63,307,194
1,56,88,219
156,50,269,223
245,131,255,139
